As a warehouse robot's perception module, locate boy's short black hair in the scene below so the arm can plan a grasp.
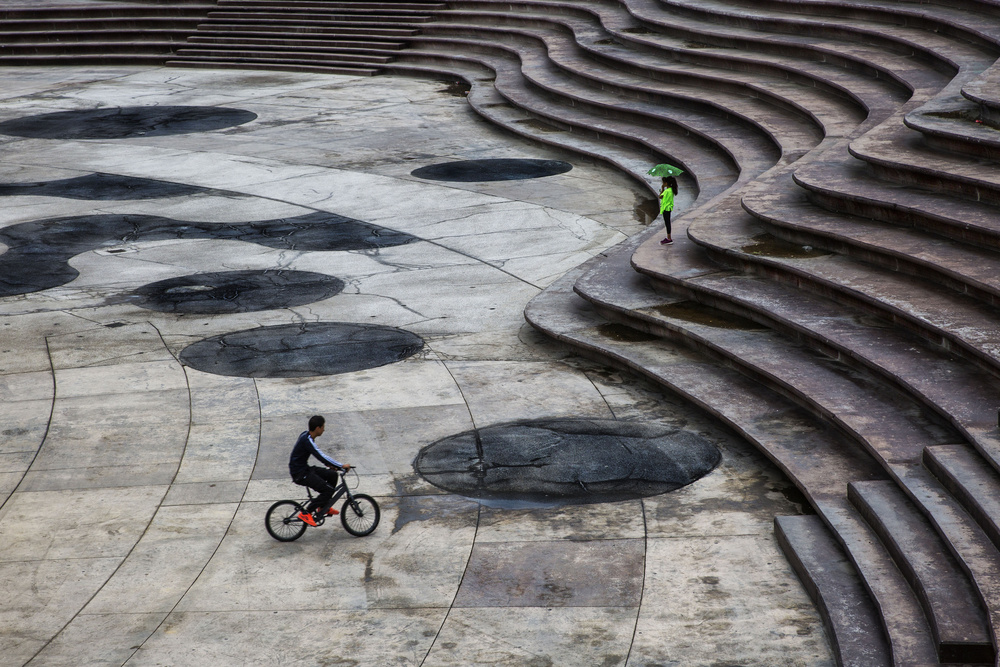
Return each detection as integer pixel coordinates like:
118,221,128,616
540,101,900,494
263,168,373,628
308,415,325,431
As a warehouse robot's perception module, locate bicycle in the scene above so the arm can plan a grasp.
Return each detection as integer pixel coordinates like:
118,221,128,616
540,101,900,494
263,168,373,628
265,467,380,542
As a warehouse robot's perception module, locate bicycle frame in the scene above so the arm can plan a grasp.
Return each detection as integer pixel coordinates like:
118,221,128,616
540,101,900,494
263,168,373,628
300,470,359,515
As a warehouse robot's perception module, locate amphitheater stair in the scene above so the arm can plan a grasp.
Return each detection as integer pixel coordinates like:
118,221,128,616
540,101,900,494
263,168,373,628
850,480,994,663
791,161,1000,253
0,5,216,65
168,0,445,74
775,514,894,666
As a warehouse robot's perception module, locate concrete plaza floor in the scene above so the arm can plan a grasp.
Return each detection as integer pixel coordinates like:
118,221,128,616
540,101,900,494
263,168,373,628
0,67,832,666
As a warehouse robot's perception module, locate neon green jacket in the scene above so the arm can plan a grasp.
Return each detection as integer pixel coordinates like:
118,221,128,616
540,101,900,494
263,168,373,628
659,187,674,214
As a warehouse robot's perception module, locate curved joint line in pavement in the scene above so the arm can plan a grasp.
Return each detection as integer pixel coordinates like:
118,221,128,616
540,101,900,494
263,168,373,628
0,334,56,513
623,497,649,667
419,357,484,666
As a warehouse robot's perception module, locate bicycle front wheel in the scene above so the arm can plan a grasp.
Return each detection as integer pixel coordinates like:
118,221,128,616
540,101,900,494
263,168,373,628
341,494,380,537
266,500,309,542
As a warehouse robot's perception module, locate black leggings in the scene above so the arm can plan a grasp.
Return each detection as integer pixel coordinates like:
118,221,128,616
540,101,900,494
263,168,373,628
301,466,339,513
662,210,672,237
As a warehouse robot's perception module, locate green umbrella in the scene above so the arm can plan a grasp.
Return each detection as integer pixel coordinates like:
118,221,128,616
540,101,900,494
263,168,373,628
647,163,684,177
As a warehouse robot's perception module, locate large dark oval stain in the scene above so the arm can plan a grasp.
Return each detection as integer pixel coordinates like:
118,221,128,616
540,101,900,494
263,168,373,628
411,159,572,182
0,106,257,140
0,211,416,297
0,173,211,200
415,418,721,506
180,322,424,378
132,270,345,314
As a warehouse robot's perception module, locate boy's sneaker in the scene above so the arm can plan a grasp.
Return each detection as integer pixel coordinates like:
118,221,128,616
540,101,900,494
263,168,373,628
660,238,673,245
298,511,318,527
326,507,339,516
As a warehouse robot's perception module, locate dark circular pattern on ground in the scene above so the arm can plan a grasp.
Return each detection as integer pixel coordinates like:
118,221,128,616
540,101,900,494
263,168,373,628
411,159,573,182
132,270,345,314
0,173,209,200
180,322,424,378
0,106,257,140
415,418,721,505
0,211,416,297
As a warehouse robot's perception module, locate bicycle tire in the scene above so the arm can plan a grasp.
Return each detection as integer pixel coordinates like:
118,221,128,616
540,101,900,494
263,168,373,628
341,494,380,537
266,500,309,542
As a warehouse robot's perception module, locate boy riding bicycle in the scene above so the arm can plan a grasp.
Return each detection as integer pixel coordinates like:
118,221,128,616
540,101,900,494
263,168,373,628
288,415,352,527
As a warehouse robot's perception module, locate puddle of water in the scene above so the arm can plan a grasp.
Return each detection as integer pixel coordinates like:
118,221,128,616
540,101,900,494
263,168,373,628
770,482,816,515
853,314,894,329
595,323,659,342
439,80,470,97
644,301,768,330
741,233,832,259
634,197,660,223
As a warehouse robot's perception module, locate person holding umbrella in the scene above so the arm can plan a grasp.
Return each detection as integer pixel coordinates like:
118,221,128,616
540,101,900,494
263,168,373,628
647,164,682,246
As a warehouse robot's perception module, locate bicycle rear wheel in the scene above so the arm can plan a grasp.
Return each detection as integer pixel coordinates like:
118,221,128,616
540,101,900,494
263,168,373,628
341,494,380,537
266,500,309,542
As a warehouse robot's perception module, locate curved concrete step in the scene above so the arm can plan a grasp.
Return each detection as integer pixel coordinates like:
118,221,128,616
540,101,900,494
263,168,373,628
849,480,993,663
0,5,216,19
774,514,893,667
693,0,1000,51
742,169,1000,307
926,445,1000,555
0,30,195,45
656,0,1000,72
187,30,409,46
792,160,1000,253
618,0,951,99
903,88,1000,161
964,60,1000,124
206,11,437,23
175,47,393,64
165,57,379,76
186,35,408,50
893,463,1000,658
850,115,1000,206
0,54,179,66
1,18,208,31
0,42,183,56
194,22,421,37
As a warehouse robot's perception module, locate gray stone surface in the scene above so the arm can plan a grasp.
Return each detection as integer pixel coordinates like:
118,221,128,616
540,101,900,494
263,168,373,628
0,67,830,666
